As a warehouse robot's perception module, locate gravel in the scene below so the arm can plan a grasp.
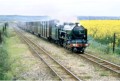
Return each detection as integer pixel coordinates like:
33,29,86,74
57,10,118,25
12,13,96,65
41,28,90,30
19,51,59,80
15,32,60,80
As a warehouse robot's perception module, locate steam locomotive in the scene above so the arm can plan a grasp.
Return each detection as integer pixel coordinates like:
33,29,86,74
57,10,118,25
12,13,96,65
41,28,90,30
18,20,88,53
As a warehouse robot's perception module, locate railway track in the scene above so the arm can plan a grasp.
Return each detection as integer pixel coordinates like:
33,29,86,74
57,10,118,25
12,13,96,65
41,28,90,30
80,53,120,76
14,28,82,81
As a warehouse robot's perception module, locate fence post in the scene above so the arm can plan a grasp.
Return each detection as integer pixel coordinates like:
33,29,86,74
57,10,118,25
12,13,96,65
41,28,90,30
0,31,2,43
113,33,116,53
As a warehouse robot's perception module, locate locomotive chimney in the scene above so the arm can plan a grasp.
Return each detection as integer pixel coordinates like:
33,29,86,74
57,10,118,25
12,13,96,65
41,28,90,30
75,23,79,26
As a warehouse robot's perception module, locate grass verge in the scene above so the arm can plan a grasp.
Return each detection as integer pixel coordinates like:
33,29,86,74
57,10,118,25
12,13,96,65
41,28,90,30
0,27,36,80
0,26,10,79
86,36,120,65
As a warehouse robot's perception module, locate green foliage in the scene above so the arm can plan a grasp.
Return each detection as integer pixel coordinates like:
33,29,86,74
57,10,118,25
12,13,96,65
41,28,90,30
88,36,120,55
0,27,11,80
0,41,10,80
100,72,109,76
87,36,120,65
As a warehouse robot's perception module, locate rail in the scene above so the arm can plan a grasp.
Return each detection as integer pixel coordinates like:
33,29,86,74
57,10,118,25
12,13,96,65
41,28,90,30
14,28,82,81
80,53,120,76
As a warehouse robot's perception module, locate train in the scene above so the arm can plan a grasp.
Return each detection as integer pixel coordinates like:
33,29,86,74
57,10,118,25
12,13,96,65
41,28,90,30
17,19,89,53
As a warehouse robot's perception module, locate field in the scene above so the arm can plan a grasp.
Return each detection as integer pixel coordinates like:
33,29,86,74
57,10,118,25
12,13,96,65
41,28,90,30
80,20,120,54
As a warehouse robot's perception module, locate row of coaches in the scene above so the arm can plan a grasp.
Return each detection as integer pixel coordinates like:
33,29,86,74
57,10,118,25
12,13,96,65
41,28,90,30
18,20,60,41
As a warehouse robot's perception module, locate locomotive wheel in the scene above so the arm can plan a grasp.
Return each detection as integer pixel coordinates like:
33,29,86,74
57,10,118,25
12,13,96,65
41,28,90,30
63,42,66,48
72,48,78,53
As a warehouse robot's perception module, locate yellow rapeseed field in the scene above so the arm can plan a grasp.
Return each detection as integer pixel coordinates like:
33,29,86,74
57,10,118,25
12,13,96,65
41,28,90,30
80,20,120,46
80,20,120,38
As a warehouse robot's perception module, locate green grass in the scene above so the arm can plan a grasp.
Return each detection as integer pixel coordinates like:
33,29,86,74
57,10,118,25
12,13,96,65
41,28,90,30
0,44,10,79
0,26,10,79
0,27,36,80
4,28,28,79
83,75,92,79
79,64,85,67
94,65,111,77
100,71,109,76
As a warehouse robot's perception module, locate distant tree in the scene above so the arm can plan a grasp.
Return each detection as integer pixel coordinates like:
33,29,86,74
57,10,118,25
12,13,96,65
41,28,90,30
3,26,5,32
5,22,8,30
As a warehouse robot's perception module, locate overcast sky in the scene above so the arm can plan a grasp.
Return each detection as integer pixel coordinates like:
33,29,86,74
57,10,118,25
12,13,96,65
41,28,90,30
0,0,120,16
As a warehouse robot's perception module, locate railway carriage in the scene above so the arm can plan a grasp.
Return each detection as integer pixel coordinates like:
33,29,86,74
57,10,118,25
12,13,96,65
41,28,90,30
38,21,50,39
32,22,38,35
